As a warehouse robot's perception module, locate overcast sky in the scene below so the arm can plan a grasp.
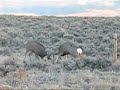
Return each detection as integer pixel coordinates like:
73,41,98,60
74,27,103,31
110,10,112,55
0,0,120,16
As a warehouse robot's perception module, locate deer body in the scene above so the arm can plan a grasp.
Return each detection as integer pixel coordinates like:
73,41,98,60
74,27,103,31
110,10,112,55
57,42,78,57
25,41,47,60
54,42,83,63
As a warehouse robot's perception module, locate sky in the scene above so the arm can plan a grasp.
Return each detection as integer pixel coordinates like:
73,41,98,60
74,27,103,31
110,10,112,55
0,0,120,16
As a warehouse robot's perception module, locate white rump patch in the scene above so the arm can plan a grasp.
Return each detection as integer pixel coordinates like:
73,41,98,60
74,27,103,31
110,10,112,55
77,48,82,55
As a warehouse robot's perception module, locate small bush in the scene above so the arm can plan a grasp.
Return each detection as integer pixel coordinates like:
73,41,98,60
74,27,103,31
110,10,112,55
51,38,60,44
81,56,112,71
62,59,77,71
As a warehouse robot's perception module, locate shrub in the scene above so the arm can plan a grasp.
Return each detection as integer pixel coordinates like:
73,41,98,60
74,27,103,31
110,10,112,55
81,56,112,71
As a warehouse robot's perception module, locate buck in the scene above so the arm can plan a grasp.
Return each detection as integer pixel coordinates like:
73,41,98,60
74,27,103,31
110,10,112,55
51,42,84,63
24,41,50,61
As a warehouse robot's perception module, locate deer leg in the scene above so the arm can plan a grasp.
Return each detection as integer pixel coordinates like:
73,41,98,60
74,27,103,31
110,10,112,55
43,56,47,62
50,55,55,64
52,55,55,64
55,53,62,63
65,55,68,60
35,55,40,60
28,51,33,61
24,49,29,60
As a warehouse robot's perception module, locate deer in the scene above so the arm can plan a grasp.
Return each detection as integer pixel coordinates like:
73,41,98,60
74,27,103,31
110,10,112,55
50,42,84,63
24,41,50,62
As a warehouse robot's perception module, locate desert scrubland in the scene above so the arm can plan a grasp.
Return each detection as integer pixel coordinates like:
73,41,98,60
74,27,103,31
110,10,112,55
0,15,120,89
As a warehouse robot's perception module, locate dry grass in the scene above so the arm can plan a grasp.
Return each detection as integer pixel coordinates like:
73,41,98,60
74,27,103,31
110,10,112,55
17,67,26,90
0,84,13,90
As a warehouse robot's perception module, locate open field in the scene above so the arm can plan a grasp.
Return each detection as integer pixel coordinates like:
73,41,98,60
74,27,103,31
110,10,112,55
0,15,120,89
